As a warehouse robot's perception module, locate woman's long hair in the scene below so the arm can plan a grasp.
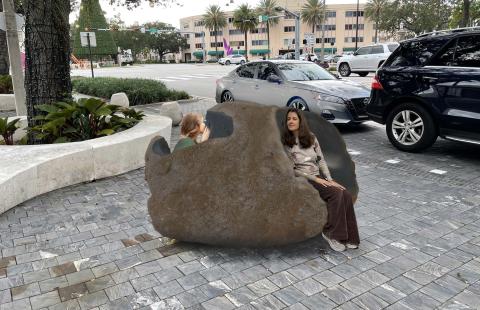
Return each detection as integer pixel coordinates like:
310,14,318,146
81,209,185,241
281,108,314,148
180,113,202,139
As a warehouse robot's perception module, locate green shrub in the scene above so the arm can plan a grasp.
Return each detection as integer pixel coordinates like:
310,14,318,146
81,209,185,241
0,117,20,145
328,67,337,72
0,75,13,94
72,77,190,106
28,98,144,144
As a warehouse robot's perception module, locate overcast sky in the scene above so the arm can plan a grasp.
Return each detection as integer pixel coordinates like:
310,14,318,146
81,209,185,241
69,0,366,28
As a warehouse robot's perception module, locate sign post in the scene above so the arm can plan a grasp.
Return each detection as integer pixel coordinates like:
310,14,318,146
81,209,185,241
80,32,97,78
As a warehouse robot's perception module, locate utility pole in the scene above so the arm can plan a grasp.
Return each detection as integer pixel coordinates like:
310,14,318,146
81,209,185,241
2,0,26,116
320,0,326,62
355,0,359,50
86,33,94,78
275,6,300,60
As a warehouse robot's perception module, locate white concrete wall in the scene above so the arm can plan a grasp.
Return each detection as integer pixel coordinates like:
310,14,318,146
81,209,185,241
0,94,15,111
0,114,172,214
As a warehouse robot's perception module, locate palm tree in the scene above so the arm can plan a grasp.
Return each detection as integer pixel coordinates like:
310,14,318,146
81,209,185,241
365,0,387,43
256,0,278,59
233,4,258,61
203,5,227,60
301,0,325,59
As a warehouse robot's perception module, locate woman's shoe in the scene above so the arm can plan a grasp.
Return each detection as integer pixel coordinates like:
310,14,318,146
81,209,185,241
345,243,359,249
322,233,346,252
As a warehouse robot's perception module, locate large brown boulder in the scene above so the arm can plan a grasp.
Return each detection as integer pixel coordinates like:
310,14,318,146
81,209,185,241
145,102,358,247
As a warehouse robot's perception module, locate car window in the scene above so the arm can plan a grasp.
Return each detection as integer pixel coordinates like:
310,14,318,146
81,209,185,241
431,39,457,66
371,45,384,54
453,35,480,67
236,64,256,78
356,47,371,55
277,63,336,81
257,63,278,80
388,38,450,67
388,44,399,52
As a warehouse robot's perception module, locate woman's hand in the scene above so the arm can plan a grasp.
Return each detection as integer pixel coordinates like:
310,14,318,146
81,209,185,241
329,180,346,190
315,178,330,187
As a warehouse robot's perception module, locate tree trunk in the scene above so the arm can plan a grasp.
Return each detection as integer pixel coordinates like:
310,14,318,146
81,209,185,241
461,0,471,27
244,31,248,61
374,8,379,43
214,25,218,60
0,0,10,75
24,0,72,143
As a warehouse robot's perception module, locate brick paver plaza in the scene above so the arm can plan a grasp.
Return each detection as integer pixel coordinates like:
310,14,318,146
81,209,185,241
1,99,480,309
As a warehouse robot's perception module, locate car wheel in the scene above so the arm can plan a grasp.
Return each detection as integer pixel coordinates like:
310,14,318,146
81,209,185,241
338,63,351,77
225,60,231,65
287,97,309,111
221,91,234,103
386,103,437,152
240,60,245,65
357,72,369,77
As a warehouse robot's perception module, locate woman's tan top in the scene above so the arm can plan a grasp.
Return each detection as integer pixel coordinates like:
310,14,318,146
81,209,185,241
284,136,332,182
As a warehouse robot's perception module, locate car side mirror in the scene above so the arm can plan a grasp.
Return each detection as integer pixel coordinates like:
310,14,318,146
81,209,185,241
267,74,282,84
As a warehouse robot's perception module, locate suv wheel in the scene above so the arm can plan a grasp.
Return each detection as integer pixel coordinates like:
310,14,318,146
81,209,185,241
339,63,351,77
357,72,369,77
240,60,245,65
221,91,234,103
386,103,437,152
288,97,309,111
225,60,231,65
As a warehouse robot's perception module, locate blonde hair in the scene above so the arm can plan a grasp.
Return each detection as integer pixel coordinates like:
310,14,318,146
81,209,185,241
180,113,203,138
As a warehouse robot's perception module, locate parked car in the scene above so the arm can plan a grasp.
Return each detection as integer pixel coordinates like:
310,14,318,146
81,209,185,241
336,43,399,77
300,53,319,61
366,27,480,152
218,54,246,65
216,60,371,124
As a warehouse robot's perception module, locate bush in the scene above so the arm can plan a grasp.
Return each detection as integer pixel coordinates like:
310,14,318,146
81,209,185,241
28,98,144,144
72,77,190,106
0,117,20,145
328,67,337,72
0,75,13,94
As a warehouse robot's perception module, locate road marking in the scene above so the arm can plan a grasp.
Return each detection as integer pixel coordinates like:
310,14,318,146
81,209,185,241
385,159,401,164
430,169,447,175
165,76,190,80
156,78,175,82
191,74,215,77
180,75,211,79
348,149,361,155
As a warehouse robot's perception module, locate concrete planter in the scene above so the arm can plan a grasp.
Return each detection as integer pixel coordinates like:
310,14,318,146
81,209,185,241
0,114,172,214
0,94,15,111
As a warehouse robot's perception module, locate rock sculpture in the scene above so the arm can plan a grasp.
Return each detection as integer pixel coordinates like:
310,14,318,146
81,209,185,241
110,92,129,107
157,101,183,126
145,102,358,247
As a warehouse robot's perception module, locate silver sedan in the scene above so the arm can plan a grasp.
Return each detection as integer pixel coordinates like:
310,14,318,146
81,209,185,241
215,60,371,124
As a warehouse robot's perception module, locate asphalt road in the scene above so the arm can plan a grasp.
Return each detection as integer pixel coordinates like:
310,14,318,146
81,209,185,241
71,63,374,100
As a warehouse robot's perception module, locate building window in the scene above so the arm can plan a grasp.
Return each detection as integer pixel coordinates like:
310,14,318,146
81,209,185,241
229,29,243,35
252,40,268,46
210,42,223,47
230,41,245,47
344,37,364,43
284,39,290,46
316,24,336,31
228,17,234,23
185,44,190,49
326,11,336,18
210,30,223,36
345,24,364,30
284,26,295,32
194,20,205,27
183,24,189,29
316,38,336,44
195,43,203,48
345,11,364,17
195,32,204,38
251,28,267,34
183,34,190,39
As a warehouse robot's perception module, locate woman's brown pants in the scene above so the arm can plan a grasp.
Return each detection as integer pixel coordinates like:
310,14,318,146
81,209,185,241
308,179,360,245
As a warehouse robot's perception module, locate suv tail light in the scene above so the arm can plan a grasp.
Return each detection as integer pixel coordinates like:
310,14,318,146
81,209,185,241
371,75,384,90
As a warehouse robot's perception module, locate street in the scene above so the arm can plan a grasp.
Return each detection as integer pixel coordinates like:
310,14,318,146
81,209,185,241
71,63,373,99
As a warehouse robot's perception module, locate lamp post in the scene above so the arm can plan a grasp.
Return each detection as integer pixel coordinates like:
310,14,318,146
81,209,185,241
275,6,300,60
354,0,359,50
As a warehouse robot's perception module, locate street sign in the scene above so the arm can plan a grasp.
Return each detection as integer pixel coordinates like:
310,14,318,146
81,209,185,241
80,32,97,47
0,13,24,31
304,33,315,46
258,15,269,23
149,28,158,34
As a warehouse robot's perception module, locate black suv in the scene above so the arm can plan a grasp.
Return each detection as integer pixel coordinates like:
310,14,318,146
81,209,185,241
366,27,480,152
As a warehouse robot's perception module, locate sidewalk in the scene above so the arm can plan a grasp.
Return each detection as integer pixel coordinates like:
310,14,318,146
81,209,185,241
0,99,479,310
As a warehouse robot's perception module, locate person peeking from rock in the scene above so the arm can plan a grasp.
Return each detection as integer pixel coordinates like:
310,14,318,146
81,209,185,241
281,107,360,252
173,113,210,152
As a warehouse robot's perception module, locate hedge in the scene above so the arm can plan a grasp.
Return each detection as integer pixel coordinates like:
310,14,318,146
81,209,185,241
72,77,190,106
0,75,13,94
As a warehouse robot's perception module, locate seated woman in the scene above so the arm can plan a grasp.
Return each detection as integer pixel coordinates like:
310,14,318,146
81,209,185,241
174,113,210,152
282,108,360,252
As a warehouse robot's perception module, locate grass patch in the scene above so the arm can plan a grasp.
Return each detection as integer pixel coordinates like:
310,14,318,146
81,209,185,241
72,77,190,106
